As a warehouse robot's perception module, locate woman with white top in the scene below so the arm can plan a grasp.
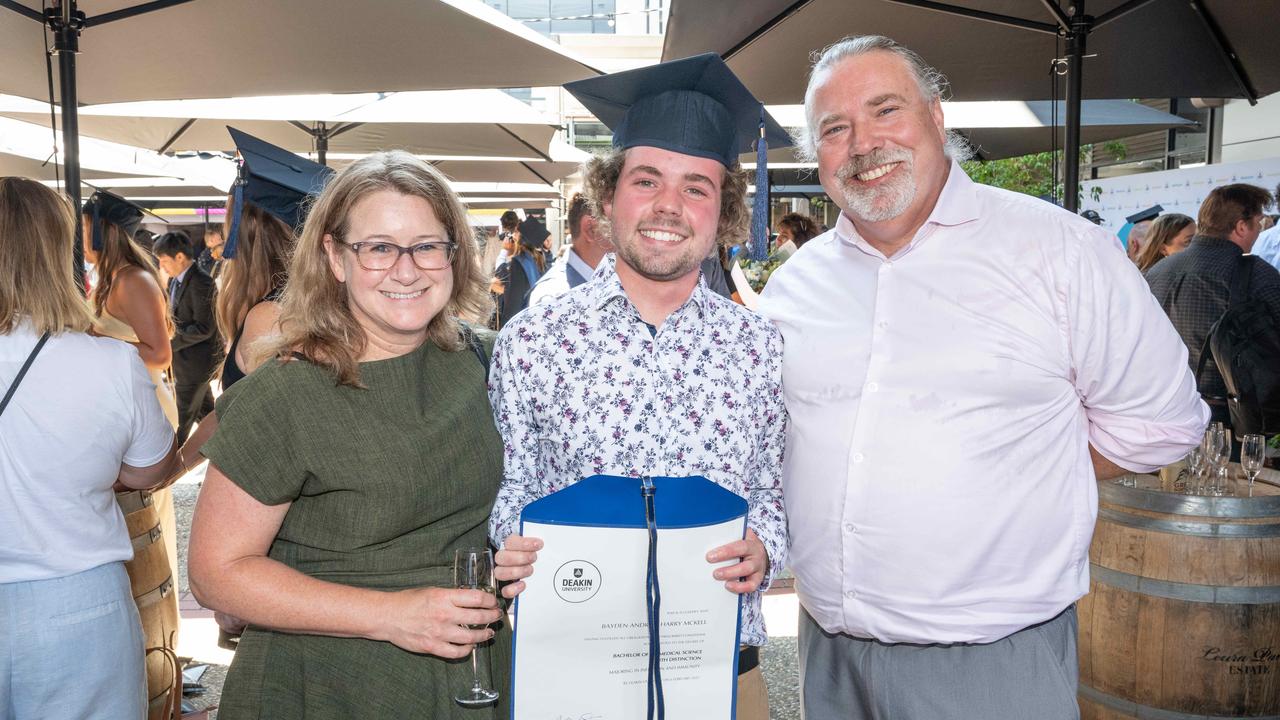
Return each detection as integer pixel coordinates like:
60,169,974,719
0,177,181,720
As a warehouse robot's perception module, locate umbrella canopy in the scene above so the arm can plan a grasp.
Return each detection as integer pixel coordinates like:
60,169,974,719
761,100,1196,162
663,0,1277,104
0,0,598,104
662,0,1279,210
2,90,569,165
0,0,600,284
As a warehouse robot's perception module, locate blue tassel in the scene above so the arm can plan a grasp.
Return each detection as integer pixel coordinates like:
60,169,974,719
750,107,769,261
90,198,103,252
224,179,245,259
642,477,664,720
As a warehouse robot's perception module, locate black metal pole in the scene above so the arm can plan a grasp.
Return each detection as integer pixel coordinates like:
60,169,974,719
1063,2,1089,212
316,123,328,167
48,1,85,288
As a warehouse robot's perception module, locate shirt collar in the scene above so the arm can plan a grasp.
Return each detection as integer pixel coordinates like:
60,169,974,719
174,264,191,284
1192,234,1244,255
833,159,980,254
586,253,710,319
566,248,595,280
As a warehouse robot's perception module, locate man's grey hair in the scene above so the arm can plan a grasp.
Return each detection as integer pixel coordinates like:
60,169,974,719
793,35,973,163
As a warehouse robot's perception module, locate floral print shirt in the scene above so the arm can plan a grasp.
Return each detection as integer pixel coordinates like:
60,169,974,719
487,254,788,647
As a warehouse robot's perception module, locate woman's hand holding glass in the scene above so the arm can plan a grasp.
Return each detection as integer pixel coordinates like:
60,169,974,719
375,585,499,658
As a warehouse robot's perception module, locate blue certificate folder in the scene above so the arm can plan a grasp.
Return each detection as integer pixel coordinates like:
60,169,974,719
511,475,748,720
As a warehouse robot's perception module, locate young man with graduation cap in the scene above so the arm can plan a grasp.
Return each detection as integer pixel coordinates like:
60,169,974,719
489,54,791,718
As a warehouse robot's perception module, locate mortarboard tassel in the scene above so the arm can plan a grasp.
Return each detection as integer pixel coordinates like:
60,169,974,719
749,108,769,262
223,173,246,260
642,476,665,720
90,198,103,252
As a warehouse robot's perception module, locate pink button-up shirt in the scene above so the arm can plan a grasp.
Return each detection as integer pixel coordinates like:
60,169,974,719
759,163,1208,644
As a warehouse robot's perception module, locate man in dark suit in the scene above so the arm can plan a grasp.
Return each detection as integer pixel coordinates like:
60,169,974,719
154,232,221,439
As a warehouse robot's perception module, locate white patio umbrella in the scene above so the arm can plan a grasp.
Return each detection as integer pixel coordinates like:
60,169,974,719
0,0,599,278
3,90,575,167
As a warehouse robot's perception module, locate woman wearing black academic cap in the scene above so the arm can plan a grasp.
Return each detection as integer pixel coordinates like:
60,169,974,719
81,189,184,592
82,190,178,427
493,215,548,328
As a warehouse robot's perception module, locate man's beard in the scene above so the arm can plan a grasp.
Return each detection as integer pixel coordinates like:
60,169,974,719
833,148,916,223
612,216,709,283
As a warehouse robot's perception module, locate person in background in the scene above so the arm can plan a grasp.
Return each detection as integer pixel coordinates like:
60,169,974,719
528,192,610,306
774,212,821,258
1122,205,1162,263
82,191,178,428
759,35,1207,720
198,225,225,278
493,210,519,272
218,129,332,391
153,231,220,440
81,190,183,586
1145,183,1280,430
493,216,548,328
1136,213,1195,273
1253,182,1280,270
1,176,180,720
188,151,507,719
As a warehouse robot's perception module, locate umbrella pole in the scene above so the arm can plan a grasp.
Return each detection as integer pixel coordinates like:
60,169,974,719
1062,2,1089,213
47,0,85,288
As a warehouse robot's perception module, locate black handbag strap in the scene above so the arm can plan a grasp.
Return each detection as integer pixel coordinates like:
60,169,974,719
0,331,51,419
1194,254,1255,385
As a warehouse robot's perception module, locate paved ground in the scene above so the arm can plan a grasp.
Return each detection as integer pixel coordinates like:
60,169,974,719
171,470,802,719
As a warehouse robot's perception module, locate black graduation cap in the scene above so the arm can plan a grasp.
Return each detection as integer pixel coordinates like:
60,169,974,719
1125,205,1163,224
225,126,333,258
517,216,550,251
564,53,790,167
82,190,144,251
564,53,791,260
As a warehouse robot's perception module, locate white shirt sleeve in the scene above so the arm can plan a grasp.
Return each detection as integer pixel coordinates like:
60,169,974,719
122,353,174,467
1066,226,1210,472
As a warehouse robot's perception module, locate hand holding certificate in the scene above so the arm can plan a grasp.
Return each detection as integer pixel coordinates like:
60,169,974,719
498,475,750,720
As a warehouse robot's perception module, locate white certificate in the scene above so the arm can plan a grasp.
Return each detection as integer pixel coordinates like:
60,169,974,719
511,475,747,720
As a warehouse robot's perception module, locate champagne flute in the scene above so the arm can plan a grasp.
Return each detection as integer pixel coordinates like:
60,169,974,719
454,547,499,707
1242,434,1266,497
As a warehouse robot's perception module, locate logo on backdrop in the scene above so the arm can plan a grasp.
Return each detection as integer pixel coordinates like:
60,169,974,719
553,560,601,603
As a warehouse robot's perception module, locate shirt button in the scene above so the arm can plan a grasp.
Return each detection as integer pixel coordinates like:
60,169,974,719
877,320,888,329
866,382,879,393
844,523,856,533
852,452,864,463
845,590,857,599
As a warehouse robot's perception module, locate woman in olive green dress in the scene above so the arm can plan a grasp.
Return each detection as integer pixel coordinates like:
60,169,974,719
188,151,508,718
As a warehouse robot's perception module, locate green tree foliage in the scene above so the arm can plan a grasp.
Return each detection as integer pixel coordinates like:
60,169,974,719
961,152,1058,199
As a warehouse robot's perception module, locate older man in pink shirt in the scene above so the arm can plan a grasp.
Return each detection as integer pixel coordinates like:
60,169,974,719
759,36,1208,720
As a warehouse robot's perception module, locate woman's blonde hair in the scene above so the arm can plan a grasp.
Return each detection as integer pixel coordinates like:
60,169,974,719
1135,213,1195,272
264,151,490,387
0,177,94,335
216,199,294,344
86,210,173,335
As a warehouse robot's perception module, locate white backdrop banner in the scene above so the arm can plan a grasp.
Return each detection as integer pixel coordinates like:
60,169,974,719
1081,156,1280,235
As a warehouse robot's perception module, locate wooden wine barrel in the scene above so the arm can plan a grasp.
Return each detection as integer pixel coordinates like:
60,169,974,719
117,490,181,720
1078,469,1280,720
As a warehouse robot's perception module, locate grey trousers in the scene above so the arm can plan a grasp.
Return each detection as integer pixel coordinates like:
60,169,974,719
798,605,1080,720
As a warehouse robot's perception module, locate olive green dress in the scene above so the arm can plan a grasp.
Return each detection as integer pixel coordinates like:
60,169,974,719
201,330,509,719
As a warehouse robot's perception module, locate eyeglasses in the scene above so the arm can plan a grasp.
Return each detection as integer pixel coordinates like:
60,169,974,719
340,240,456,271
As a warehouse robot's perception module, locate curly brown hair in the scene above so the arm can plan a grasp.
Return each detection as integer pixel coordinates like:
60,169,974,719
581,147,751,249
